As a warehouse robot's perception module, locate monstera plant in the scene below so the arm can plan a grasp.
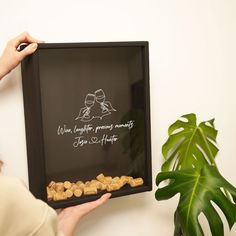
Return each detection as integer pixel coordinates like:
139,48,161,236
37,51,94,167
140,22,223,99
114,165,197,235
155,113,236,236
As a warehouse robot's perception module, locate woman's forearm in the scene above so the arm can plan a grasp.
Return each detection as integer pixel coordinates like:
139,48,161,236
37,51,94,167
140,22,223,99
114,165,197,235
0,58,9,80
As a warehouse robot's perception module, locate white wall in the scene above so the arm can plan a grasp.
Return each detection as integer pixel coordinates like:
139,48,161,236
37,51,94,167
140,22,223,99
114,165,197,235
1,0,236,235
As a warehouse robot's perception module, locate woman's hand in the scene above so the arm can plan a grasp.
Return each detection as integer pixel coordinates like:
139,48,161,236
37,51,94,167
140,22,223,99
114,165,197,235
0,32,43,80
58,193,111,236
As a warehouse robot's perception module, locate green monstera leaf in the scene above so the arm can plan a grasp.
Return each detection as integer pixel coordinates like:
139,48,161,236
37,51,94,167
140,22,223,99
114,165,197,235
156,165,236,236
162,113,219,171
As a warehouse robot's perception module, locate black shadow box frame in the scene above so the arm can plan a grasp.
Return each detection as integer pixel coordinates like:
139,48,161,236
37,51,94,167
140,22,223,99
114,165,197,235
21,41,152,209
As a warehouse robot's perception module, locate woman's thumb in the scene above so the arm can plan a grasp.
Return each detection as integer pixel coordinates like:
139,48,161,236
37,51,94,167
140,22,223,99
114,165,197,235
19,43,38,59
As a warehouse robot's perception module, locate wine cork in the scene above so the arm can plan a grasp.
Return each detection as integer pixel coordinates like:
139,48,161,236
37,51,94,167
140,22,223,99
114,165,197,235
47,187,56,201
76,181,84,186
78,183,85,191
93,181,106,190
47,174,144,201
127,176,134,184
117,179,126,188
84,186,97,195
112,176,120,182
119,177,127,186
120,176,130,184
53,192,67,201
74,189,83,197
48,181,56,189
64,181,72,189
129,178,144,187
100,183,107,190
105,176,112,182
70,183,78,192
100,176,112,184
89,180,104,190
65,189,73,198
96,173,105,181
47,193,53,201
55,182,64,192
106,183,120,192
46,186,50,194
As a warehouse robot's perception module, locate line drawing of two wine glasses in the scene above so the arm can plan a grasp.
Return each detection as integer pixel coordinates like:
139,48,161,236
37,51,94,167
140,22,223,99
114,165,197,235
75,89,116,122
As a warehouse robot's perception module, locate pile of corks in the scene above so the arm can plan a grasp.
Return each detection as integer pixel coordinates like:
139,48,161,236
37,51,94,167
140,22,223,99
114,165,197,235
47,173,144,201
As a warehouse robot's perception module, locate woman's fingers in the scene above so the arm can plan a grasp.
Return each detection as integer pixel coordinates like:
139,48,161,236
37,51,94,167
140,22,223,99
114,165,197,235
0,32,44,80
10,32,44,47
11,32,44,61
83,193,111,211
73,193,111,217
94,193,112,206
18,43,38,60
14,32,44,60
